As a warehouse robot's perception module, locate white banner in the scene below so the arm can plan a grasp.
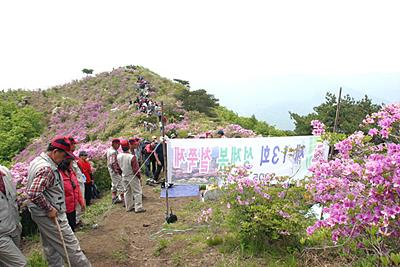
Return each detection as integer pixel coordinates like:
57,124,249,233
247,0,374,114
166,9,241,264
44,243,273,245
167,136,328,184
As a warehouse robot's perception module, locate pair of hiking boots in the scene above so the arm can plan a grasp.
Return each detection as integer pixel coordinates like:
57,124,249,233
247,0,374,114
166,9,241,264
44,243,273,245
146,178,161,186
127,207,146,213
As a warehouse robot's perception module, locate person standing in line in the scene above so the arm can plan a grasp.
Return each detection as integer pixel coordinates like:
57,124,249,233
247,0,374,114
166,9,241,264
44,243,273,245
67,136,85,226
154,137,166,183
77,151,93,207
26,136,91,267
117,140,146,213
59,156,85,231
106,139,124,204
0,165,27,267
129,137,142,165
144,140,157,181
216,129,226,138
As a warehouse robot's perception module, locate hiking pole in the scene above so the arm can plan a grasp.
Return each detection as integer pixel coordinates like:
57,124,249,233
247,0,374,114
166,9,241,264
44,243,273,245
161,101,169,218
161,102,177,223
54,218,72,267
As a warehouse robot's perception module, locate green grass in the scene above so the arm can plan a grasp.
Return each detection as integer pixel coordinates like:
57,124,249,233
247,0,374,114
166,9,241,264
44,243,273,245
172,253,184,266
111,250,129,263
155,197,303,267
206,235,224,247
153,187,161,194
153,239,169,257
80,192,114,230
27,250,47,267
24,232,41,243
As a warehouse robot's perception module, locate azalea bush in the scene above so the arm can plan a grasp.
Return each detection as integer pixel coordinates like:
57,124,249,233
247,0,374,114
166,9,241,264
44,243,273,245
10,162,30,209
220,166,313,252
10,139,110,211
221,124,257,138
306,103,400,261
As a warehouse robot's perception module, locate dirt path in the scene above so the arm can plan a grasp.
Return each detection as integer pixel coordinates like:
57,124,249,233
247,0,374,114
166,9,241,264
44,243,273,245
78,185,198,267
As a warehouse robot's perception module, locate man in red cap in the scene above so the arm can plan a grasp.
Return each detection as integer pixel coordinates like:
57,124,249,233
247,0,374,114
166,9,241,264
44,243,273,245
117,140,145,213
107,138,124,204
26,136,91,266
0,165,27,266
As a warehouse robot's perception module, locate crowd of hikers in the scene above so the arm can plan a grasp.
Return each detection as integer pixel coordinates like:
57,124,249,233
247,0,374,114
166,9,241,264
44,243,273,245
128,75,167,133
130,76,161,117
0,129,227,266
0,86,229,267
0,66,236,266
0,134,152,266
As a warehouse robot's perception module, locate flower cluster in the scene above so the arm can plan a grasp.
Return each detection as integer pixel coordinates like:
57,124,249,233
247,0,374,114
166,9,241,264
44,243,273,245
14,101,111,164
219,165,311,244
307,103,400,250
311,120,326,136
362,103,400,139
222,124,257,138
75,140,109,161
224,166,275,204
10,162,30,208
197,208,213,223
165,119,257,139
49,101,110,141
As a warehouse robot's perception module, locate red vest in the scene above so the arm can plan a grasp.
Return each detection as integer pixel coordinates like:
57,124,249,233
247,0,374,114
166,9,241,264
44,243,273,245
60,169,83,213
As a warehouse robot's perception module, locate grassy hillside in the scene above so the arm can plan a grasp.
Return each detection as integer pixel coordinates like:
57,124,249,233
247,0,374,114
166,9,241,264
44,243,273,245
1,65,289,165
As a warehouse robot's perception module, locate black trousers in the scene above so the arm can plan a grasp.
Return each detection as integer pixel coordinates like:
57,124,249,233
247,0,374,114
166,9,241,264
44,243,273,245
154,161,164,181
84,183,92,206
66,210,77,232
145,157,156,178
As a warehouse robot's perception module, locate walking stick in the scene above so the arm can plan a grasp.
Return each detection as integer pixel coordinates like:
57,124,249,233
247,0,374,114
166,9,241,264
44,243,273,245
161,102,169,218
54,218,72,267
161,101,177,223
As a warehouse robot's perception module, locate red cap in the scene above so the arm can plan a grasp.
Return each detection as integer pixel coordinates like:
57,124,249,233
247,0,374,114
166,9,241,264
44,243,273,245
111,138,120,144
50,136,74,157
120,139,129,148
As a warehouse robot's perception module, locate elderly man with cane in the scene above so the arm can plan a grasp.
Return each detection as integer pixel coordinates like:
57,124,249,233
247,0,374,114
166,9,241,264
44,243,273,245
0,165,27,267
26,136,91,267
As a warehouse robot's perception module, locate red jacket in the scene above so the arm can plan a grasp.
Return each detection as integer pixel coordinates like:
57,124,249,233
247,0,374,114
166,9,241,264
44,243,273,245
77,159,92,183
60,168,85,213
145,143,155,154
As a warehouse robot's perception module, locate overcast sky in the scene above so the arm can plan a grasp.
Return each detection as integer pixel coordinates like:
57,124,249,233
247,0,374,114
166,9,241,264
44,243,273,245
1,0,399,129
